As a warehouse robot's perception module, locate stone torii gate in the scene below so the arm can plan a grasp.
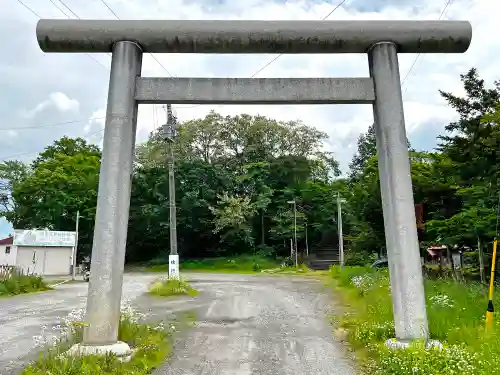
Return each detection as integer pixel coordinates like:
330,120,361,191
36,19,472,356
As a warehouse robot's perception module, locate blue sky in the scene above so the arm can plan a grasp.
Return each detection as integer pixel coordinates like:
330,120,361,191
1,0,498,237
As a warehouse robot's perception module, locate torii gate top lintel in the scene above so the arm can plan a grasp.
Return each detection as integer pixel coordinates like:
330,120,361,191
36,19,472,54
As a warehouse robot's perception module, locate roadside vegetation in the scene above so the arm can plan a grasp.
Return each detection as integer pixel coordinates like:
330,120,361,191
329,266,500,375
148,255,281,273
22,300,186,375
0,267,51,297
149,278,199,297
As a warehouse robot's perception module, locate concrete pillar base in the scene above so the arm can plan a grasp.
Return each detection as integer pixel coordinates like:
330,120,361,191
385,338,442,350
65,341,132,362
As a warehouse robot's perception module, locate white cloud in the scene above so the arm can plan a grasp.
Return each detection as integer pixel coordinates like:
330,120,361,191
84,109,106,134
23,92,80,118
5,0,500,173
7,130,17,138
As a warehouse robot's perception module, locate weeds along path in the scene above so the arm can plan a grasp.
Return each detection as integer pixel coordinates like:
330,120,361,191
153,272,357,375
0,273,159,375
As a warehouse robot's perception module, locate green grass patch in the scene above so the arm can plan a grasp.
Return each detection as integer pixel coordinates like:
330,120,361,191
21,302,191,375
149,278,199,297
0,271,51,297
329,266,500,375
259,264,314,275
148,255,281,274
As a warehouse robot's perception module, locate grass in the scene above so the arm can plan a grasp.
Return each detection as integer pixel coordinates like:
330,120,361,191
259,264,314,275
147,255,281,274
149,278,199,297
0,271,51,297
21,301,190,375
329,266,500,374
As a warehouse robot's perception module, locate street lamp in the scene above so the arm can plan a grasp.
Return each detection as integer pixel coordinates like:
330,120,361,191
160,104,179,279
287,200,298,268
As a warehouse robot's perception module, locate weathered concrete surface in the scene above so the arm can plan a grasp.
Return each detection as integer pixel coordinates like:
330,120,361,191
36,19,472,54
0,273,158,375
135,77,375,105
151,273,357,375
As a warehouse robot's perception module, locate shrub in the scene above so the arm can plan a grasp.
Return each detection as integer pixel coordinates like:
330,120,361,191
345,251,376,266
149,278,198,297
255,245,276,258
23,300,178,375
0,268,50,297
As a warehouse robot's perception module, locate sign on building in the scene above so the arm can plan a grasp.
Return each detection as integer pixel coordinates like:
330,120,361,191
13,230,76,247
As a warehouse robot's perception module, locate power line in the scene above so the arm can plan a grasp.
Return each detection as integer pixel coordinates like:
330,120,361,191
99,0,119,19
251,0,348,78
15,0,41,17
17,0,108,69
56,0,80,19
97,0,173,128
175,0,348,111
401,0,454,89
48,0,71,18
1,150,37,161
322,0,348,20
0,117,105,131
48,0,110,68
98,0,174,77
0,128,104,161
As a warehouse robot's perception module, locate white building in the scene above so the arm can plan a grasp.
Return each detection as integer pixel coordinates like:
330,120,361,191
0,230,77,276
0,236,16,266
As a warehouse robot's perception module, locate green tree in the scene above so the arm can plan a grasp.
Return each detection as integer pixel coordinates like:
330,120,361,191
8,151,100,260
32,136,101,169
209,192,257,250
438,68,500,184
0,160,30,214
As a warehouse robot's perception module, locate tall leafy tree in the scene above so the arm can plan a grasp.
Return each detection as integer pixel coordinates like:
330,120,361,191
0,160,30,214
8,151,100,260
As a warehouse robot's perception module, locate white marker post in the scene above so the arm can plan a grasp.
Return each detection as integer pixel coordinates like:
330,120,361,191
169,254,179,279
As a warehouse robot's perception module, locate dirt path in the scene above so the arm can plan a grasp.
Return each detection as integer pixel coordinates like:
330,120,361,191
152,273,357,375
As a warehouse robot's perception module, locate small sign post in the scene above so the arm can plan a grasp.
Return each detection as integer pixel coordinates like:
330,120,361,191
169,254,179,280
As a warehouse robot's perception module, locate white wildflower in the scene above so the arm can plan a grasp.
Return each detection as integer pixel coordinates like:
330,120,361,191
430,294,454,308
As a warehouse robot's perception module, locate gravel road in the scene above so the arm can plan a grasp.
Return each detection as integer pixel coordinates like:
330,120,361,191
153,273,357,375
0,273,159,375
0,272,357,375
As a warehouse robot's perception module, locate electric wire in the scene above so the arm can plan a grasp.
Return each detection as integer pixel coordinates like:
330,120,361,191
15,0,108,68
175,0,349,110
98,0,174,78
401,0,454,89
0,128,104,161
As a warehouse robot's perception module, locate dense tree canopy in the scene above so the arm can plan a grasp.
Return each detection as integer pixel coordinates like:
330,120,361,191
1,68,499,268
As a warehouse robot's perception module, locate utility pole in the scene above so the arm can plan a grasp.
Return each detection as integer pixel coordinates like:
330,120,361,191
337,193,346,270
287,200,298,268
72,210,80,280
161,104,179,279
305,222,309,258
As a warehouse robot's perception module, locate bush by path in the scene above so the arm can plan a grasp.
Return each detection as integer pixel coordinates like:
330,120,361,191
147,255,281,273
149,278,199,297
22,300,187,375
329,266,500,375
0,268,51,297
